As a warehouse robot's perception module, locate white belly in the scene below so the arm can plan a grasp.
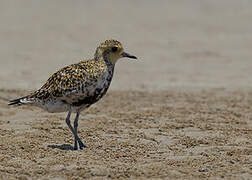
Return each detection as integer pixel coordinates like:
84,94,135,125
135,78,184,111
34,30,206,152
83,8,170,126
37,100,69,113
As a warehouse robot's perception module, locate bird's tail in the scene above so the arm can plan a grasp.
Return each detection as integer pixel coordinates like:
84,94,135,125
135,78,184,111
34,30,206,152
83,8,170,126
8,96,32,106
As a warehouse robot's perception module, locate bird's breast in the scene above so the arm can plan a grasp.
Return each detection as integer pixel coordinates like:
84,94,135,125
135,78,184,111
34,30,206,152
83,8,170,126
71,70,113,109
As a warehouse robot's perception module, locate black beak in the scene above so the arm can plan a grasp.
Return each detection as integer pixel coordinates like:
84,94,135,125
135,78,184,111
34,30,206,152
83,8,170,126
121,52,137,59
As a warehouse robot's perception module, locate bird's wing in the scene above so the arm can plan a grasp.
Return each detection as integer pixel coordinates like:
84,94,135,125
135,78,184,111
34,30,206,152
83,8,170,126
30,60,106,102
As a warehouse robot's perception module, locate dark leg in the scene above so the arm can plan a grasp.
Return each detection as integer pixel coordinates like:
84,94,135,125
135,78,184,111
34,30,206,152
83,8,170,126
65,110,78,150
74,112,86,149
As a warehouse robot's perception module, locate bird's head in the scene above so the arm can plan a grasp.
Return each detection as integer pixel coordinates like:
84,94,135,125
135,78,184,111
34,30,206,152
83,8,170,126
94,39,137,64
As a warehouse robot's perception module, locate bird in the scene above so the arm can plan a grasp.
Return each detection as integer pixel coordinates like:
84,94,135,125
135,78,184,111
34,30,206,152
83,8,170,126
9,39,137,150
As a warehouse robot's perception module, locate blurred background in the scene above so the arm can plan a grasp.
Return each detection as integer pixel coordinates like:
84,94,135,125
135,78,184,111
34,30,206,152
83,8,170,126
0,0,252,91
1,1,252,178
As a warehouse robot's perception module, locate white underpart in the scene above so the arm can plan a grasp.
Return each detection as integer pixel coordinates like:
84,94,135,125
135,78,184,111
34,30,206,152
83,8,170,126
38,100,69,113
20,98,32,104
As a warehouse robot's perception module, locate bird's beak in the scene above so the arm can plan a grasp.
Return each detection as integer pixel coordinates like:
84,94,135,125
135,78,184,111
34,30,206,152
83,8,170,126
121,52,137,59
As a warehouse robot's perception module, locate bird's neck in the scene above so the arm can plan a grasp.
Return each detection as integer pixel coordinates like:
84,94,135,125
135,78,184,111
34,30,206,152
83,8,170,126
103,56,115,68
94,56,115,75
94,49,117,67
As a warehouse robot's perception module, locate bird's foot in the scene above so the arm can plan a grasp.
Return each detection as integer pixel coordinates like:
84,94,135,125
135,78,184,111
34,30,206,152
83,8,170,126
78,140,86,150
73,138,86,150
73,141,78,150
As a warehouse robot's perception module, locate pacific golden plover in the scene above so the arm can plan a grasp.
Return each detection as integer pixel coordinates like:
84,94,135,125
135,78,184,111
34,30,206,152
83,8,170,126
9,39,137,150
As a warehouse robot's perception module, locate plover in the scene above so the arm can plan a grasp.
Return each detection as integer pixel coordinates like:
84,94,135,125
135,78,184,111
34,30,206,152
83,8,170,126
9,39,137,150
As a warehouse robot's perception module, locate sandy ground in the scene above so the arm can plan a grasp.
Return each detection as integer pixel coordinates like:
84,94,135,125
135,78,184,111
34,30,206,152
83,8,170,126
0,0,252,179
0,89,252,179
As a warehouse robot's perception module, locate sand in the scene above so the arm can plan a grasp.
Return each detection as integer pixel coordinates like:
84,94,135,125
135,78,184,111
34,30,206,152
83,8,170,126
0,0,252,179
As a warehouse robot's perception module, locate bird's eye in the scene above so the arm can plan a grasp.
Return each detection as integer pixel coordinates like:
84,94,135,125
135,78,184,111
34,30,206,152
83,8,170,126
111,46,118,52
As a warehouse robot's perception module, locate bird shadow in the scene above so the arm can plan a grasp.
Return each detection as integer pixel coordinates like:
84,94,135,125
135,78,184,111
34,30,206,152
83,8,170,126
47,144,76,151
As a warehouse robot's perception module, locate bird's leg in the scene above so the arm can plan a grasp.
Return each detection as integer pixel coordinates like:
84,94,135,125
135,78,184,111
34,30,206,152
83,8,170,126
74,112,86,149
65,110,78,150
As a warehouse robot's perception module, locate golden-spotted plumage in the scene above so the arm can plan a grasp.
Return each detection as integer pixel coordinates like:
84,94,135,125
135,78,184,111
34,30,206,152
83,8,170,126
9,39,137,150
31,59,108,101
